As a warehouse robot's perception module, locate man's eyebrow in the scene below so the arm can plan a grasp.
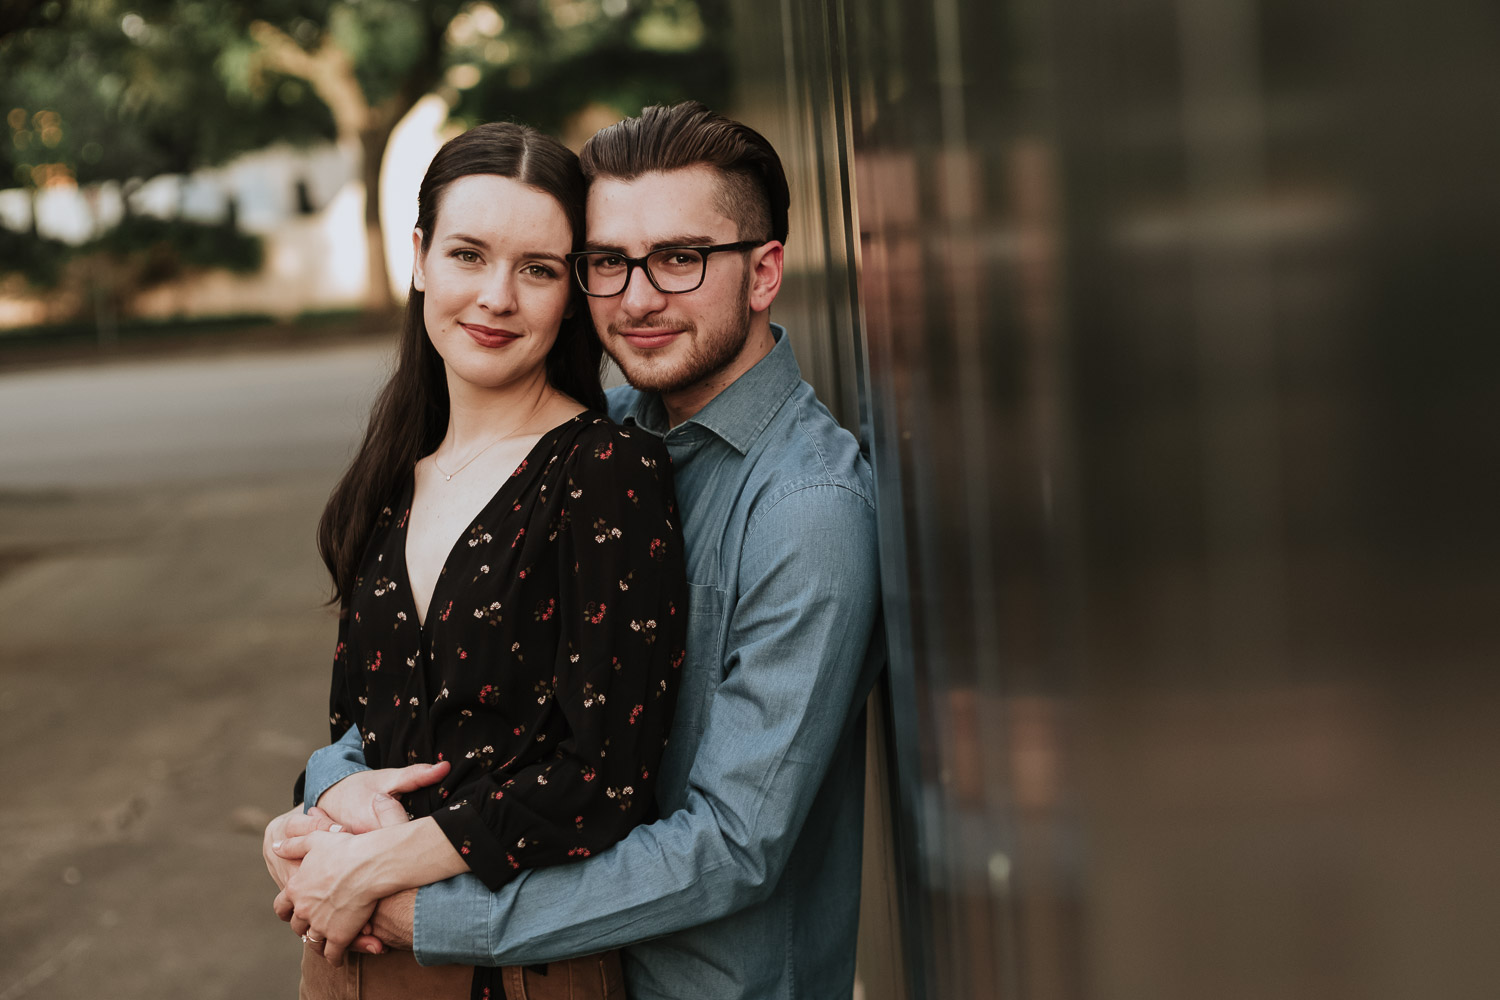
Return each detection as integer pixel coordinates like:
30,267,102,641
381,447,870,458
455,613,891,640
581,235,720,254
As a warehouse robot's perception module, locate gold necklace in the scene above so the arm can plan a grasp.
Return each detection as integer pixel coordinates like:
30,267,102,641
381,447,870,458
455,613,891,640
430,435,512,482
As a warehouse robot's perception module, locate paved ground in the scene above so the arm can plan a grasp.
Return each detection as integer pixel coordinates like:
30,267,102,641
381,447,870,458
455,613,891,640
0,340,391,999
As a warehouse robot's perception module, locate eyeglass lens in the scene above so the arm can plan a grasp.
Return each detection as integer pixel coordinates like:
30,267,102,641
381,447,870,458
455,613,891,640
576,248,706,296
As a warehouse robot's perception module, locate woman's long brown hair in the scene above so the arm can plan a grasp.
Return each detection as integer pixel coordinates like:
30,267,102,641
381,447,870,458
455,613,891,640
317,122,606,608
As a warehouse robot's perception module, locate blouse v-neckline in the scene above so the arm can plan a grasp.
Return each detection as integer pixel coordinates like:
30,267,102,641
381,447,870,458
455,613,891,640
399,413,587,628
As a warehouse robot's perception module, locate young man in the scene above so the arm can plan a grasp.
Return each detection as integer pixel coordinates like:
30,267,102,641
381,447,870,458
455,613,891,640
291,102,882,999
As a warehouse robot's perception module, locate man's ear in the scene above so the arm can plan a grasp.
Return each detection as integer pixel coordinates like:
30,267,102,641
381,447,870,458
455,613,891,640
411,229,426,292
747,241,784,313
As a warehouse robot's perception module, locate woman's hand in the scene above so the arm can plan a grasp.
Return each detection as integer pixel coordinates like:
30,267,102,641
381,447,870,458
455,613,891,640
274,829,383,967
274,817,471,965
262,805,340,890
312,761,450,833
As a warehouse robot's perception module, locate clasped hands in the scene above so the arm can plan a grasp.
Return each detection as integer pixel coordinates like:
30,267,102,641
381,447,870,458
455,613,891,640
262,761,450,966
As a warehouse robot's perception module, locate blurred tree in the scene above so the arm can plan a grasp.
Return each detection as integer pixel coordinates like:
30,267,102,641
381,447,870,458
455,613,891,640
0,0,335,230
226,0,731,311
2,0,730,316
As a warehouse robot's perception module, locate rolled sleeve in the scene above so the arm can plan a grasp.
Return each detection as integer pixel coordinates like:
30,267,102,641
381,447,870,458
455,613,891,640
302,723,368,812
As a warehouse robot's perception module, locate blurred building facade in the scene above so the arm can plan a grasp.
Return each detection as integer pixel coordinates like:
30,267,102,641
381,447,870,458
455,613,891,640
728,1,1500,998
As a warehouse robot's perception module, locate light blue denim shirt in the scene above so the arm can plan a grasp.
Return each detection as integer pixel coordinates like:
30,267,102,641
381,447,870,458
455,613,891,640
304,326,883,999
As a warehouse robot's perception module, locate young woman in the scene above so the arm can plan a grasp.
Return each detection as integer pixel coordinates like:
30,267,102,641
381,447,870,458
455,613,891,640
263,122,686,999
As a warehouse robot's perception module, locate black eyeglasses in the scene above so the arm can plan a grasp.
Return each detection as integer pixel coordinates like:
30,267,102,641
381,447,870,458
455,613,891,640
566,241,765,297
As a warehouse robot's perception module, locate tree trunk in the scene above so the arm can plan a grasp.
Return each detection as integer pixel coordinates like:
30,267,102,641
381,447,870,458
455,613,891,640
359,123,398,314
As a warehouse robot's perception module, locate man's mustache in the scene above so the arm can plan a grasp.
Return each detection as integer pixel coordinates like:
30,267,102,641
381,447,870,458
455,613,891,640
605,320,697,336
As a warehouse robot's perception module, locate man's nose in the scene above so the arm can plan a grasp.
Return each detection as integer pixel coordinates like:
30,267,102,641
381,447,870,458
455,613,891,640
620,262,667,318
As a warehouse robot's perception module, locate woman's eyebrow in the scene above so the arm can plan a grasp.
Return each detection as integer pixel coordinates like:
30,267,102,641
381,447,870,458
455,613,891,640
440,234,566,262
441,232,490,248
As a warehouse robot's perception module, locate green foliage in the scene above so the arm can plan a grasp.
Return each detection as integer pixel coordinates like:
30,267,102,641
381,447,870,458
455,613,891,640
448,0,732,133
0,217,262,290
0,0,336,190
0,224,71,287
91,215,263,274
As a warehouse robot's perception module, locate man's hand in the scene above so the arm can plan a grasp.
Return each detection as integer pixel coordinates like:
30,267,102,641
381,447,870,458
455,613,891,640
312,761,450,833
368,888,417,950
263,805,339,890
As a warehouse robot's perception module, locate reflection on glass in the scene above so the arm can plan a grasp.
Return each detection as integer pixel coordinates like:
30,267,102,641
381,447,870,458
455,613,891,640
732,0,1500,998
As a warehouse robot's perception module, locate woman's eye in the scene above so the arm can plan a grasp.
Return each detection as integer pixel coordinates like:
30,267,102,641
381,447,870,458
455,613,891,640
453,249,481,264
523,264,559,279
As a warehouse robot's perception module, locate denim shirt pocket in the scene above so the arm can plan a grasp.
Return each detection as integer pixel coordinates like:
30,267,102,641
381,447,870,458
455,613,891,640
657,581,726,811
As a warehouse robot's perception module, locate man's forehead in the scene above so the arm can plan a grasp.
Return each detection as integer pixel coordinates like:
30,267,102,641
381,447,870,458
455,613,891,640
585,166,737,242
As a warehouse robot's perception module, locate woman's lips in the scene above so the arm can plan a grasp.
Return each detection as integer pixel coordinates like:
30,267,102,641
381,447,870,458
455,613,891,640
462,323,520,348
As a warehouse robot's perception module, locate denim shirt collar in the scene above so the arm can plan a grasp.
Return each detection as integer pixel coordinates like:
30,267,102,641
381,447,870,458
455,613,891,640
621,324,800,455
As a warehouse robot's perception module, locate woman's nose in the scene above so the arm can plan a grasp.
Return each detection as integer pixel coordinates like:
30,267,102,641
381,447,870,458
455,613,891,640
476,270,518,313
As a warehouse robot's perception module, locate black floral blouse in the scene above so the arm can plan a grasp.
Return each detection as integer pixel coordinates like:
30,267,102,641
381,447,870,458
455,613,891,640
328,413,687,891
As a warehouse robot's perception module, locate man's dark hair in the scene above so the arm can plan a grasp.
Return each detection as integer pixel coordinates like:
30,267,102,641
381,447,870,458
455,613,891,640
579,101,790,245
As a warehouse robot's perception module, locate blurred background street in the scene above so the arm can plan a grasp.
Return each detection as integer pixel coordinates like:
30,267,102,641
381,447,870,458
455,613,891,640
0,340,388,998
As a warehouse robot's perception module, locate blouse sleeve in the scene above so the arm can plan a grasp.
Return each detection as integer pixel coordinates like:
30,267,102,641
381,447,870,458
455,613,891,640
298,611,358,807
431,427,688,889
327,610,359,745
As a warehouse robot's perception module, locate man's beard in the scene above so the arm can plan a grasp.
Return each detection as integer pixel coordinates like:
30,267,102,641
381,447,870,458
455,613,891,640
605,292,753,396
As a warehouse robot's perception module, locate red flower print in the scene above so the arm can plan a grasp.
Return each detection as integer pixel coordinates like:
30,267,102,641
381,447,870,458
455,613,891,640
440,601,453,622
511,459,527,477
511,528,526,548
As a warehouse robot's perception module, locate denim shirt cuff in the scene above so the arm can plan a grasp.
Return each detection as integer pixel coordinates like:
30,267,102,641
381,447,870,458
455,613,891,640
414,875,492,965
302,742,367,811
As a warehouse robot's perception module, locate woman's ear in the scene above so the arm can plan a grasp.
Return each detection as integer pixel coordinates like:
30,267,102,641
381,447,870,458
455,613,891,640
411,229,426,292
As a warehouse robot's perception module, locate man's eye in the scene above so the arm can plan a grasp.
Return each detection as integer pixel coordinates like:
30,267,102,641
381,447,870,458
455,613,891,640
591,255,626,271
658,252,700,268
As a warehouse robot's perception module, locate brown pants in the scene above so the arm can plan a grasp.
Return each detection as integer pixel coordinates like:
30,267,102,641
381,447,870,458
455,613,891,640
298,942,627,1000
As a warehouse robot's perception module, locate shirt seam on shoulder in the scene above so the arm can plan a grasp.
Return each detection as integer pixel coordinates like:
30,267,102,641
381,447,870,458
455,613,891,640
743,373,801,449
745,480,875,533
793,399,833,479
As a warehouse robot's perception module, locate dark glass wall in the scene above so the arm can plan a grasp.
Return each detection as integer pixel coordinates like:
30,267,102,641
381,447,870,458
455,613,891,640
730,1,1500,998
